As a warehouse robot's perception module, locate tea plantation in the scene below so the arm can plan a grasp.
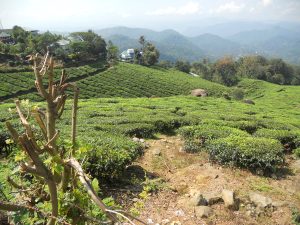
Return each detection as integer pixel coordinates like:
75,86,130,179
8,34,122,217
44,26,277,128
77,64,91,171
1,62,229,102
0,63,300,180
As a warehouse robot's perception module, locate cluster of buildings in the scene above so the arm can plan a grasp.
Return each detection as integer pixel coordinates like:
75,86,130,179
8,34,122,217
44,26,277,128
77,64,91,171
0,28,39,45
0,29,14,44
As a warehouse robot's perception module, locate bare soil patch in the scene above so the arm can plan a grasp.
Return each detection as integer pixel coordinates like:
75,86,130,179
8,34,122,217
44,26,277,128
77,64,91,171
134,135,300,225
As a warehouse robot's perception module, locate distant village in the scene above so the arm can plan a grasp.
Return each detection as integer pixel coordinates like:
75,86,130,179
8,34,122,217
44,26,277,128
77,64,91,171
1,27,141,63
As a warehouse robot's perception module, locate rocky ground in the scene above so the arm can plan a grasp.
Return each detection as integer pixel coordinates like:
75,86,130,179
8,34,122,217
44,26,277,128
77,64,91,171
126,135,300,225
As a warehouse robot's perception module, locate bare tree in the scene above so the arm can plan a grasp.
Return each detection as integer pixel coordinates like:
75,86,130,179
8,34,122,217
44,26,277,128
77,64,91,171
0,52,143,225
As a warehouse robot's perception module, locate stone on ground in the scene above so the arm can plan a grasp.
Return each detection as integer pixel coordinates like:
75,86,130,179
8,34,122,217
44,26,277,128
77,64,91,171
195,206,213,218
249,192,272,208
222,189,237,210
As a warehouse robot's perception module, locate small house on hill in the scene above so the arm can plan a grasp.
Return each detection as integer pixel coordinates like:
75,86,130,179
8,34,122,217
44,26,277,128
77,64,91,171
0,31,13,44
57,39,71,49
120,49,135,62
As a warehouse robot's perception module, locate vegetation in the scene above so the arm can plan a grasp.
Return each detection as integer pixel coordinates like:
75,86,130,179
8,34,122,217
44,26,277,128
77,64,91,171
134,36,160,66
1,52,300,223
0,26,60,57
0,62,228,102
175,60,191,73
0,53,139,224
69,30,107,61
208,136,283,171
1,76,299,179
106,40,119,66
0,27,107,64
189,55,300,86
0,62,106,102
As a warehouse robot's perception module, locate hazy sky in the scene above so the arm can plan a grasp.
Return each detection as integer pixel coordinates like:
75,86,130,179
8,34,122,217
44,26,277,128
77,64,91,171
1,0,300,31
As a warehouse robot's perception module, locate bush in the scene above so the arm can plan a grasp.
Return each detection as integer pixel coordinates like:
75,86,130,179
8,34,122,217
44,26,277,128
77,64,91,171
294,148,300,158
254,128,298,144
94,123,156,138
201,119,260,134
207,136,284,171
178,124,250,152
80,132,143,179
232,88,244,100
295,137,300,148
179,124,250,141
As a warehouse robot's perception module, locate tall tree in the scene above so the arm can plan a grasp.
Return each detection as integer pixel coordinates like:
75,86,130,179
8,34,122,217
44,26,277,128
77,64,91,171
212,56,238,86
175,60,191,73
139,35,146,50
70,31,107,60
143,43,160,66
106,40,119,66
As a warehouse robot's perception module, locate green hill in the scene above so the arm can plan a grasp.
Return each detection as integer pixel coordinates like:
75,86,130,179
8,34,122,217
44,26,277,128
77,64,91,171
1,79,300,178
1,62,229,102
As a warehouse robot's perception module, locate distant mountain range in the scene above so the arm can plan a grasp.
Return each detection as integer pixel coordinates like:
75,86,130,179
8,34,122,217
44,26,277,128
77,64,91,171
96,22,300,64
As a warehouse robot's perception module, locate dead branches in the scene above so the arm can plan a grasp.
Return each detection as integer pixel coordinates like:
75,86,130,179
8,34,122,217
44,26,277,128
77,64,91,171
2,52,140,225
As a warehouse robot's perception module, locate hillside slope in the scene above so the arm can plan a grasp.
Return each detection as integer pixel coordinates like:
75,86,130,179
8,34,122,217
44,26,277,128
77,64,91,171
1,63,229,102
72,63,228,98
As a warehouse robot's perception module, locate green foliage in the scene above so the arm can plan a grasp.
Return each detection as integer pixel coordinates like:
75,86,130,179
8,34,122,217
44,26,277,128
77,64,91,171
142,178,165,193
292,208,300,225
254,128,298,144
157,60,173,69
81,132,143,179
190,55,300,86
72,63,228,99
0,63,105,102
231,88,244,100
143,43,160,66
212,56,239,86
106,40,119,66
175,60,191,73
94,123,156,138
178,124,250,152
293,148,300,158
207,136,284,171
179,124,250,141
70,31,107,60
1,76,300,179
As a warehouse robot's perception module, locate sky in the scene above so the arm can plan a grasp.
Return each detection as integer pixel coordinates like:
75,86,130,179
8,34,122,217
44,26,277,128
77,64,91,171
0,0,300,31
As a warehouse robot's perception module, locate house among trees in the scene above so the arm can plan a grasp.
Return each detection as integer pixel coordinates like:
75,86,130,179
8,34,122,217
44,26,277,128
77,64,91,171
0,31,13,44
120,49,135,62
57,39,71,49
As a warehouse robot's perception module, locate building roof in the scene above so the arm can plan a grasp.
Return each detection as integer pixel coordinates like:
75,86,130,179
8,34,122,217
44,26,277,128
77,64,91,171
120,49,135,59
57,39,70,46
0,32,11,38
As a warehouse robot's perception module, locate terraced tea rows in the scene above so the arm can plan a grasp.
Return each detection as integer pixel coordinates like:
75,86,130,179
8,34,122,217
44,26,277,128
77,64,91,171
1,62,229,102
75,63,229,98
0,63,105,102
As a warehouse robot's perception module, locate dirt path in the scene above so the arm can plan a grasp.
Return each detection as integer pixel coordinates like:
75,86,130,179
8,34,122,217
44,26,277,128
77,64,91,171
135,135,300,225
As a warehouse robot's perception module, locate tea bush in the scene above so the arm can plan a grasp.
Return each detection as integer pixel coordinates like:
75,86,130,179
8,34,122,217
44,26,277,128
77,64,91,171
178,124,250,152
94,123,156,138
207,136,284,171
294,148,300,158
254,128,298,144
78,131,143,179
179,124,250,141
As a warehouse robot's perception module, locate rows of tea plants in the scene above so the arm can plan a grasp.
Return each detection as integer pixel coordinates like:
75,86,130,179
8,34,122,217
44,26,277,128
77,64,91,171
74,63,229,98
0,63,105,101
178,79,300,173
1,79,299,179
